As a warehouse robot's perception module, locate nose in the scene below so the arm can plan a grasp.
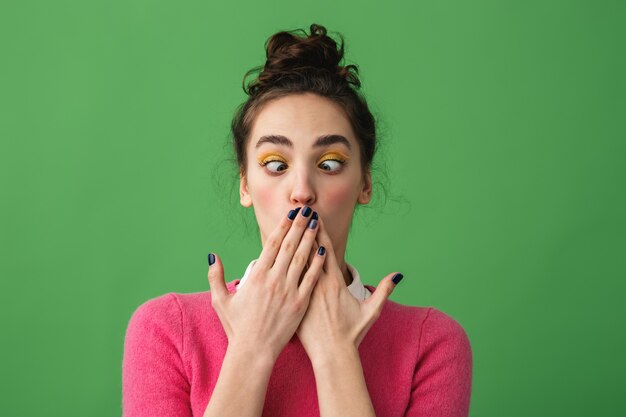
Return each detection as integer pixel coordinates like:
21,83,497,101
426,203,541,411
289,168,316,206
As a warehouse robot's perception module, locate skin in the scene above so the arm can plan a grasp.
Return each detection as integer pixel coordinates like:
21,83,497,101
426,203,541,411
239,92,372,286
204,92,401,417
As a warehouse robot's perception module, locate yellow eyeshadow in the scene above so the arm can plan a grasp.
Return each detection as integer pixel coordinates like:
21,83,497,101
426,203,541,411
257,153,287,165
318,151,349,163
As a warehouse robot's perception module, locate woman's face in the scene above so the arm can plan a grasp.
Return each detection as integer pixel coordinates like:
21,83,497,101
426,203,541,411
240,92,372,261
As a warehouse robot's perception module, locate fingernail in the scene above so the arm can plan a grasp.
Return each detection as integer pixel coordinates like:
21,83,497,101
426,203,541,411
301,206,312,217
317,246,326,256
208,253,216,266
311,211,318,220
294,207,301,216
308,219,318,229
288,209,296,220
392,273,404,285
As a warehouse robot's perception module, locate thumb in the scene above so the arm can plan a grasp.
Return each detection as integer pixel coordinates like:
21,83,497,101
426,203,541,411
365,272,404,317
207,253,228,302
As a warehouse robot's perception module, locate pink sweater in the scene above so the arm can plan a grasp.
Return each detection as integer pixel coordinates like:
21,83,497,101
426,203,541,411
122,279,473,416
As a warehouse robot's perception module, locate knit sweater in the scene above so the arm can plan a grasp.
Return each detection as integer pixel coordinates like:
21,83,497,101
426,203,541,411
122,273,473,416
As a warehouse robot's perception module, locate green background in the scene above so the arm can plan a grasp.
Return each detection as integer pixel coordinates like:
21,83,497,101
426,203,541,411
1,0,624,415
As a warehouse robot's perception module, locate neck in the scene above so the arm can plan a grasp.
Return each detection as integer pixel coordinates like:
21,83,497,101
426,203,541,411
339,260,353,287
333,237,353,287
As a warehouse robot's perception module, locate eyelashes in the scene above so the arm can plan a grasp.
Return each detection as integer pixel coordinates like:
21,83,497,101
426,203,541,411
257,152,348,175
258,154,288,174
318,153,347,172
261,160,288,173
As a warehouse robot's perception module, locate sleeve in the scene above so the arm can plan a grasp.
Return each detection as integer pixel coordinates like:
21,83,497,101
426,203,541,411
404,308,473,417
122,293,192,417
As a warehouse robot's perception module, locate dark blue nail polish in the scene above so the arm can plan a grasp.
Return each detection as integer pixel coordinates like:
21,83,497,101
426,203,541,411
311,211,318,220
208,253,216,266
308,219,318,229
288,209,296,220
293,207,301,216
302,206,312,217
392,273,404,285
317,246,326,256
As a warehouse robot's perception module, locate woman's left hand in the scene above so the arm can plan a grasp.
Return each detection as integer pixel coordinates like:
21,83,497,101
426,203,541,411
295,216,402,365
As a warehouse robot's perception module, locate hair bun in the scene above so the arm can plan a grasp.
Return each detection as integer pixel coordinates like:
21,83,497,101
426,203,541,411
244,23,361,95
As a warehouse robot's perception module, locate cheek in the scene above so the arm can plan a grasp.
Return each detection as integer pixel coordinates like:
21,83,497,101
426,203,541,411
323,181,360,211
251,181,276,207
246,166,278,203
320,181,359,250
247,177,283,237
249,179,280,222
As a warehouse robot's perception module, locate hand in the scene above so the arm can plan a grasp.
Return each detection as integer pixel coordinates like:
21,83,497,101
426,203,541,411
296,216,402,365
207,206,326,361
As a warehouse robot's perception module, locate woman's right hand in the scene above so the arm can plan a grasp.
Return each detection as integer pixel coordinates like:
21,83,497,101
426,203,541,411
207,206,325,361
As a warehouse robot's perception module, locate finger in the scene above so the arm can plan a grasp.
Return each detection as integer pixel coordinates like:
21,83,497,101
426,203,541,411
286,211,319,287
315,218,343,279
273,205,315,274
255,207,299,271
305,239,319,271
298,245,326,299
207,252,228,303
364,272,403,318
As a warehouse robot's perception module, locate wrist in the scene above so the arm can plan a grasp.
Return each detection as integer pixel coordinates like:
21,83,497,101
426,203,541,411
226,341,278,370
309,343,360,371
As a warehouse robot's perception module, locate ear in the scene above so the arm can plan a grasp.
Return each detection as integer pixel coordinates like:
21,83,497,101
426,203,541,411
357,168,372,204
239,170,253,207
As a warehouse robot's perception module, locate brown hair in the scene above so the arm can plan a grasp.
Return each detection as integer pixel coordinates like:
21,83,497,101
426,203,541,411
230,23,377,177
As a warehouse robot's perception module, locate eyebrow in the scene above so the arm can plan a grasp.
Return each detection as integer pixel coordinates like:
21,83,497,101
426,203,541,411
255,134,352,150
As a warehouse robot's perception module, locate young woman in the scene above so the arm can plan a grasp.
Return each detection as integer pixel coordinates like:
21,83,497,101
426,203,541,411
122,23,473,417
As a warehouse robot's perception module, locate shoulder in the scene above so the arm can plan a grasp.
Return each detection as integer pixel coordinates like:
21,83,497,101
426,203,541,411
127,293,180,327
388,301,471,355
372,302,474,413
380,301,473,384
384,304,474,388
366,289,472,373
125,279,241,339
367,285,471,351
416,307,472,363
124,293,186,346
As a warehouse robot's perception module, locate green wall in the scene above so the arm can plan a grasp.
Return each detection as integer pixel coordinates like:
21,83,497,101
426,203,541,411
1,1,624,415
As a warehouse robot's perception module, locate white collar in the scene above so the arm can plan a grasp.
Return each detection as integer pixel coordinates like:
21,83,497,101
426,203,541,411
235,259,371,301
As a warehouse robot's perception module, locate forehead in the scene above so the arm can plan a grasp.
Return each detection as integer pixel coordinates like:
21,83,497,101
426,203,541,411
248,93,356,149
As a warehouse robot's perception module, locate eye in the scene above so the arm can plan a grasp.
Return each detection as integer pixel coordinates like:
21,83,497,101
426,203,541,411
319,159,344,172
262,160,288,173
